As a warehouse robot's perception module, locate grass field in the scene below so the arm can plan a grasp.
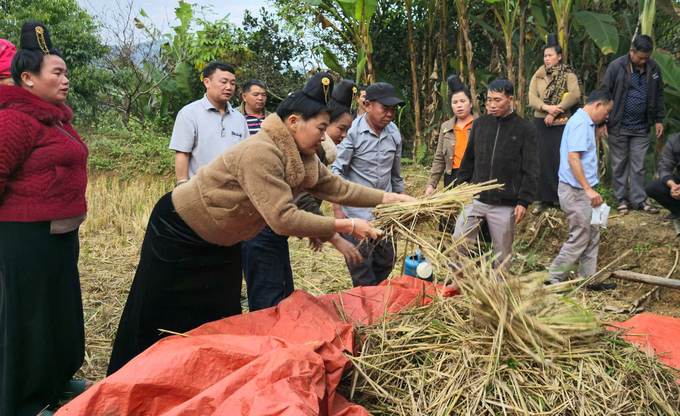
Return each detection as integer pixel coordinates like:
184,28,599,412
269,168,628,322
75,163,680,381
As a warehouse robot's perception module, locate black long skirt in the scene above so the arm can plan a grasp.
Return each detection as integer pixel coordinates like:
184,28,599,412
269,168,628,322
107,192,243,375
535,118,566,203
0,222,84,416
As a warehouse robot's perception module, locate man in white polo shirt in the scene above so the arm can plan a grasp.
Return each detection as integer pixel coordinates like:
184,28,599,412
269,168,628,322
169,62,249,183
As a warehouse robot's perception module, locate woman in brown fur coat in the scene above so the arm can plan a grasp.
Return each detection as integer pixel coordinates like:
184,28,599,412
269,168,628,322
107,73,414,374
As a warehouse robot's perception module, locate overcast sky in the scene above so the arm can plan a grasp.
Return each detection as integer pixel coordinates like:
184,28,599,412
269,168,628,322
77,0,267,29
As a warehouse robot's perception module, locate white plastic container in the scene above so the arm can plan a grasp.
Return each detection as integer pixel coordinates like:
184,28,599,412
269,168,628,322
600,203,610,228
590,203,610,228
591,205,602,225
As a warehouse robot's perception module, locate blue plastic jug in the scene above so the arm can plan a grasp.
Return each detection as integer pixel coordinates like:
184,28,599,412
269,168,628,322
404,249,433,282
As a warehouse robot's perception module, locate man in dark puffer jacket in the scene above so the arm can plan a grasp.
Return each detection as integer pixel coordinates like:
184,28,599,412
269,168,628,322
453,78,539,271
645,133,680,231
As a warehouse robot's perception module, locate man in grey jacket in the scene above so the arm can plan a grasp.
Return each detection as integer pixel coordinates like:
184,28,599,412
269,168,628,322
600,35,665,215
646,133,680,232
332,82,406,287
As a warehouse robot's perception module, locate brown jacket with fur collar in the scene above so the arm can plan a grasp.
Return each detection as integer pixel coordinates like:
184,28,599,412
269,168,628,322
172,114,385,246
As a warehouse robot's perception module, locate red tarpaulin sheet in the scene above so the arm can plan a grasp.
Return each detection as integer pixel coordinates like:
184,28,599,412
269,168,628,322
56,276,457,416
611,312,680,371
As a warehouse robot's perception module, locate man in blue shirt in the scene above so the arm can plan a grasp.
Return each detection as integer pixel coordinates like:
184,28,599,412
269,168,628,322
332,82,406,286
600,35,665,215
547,90,613,284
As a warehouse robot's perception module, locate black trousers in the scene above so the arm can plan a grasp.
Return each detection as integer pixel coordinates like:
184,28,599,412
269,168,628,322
341,234,396,287
107,192,243,375
646,177,680,216
0,222,84,416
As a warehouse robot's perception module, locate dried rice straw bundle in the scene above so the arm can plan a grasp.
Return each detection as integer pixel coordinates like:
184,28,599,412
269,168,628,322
370,181,503,279
372,180,502,235
343,261,680,415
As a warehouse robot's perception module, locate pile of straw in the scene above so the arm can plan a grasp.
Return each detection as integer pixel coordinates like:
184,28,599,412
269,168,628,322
343,266,680,415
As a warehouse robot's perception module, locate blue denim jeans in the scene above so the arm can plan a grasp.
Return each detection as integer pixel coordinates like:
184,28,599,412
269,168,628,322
241,226,294,312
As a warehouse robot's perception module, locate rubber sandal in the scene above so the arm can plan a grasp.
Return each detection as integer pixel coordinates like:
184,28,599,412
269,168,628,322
62,379,93,401
587,282,617,291
664,213,679,221
641,205,659,214
616,205,629,215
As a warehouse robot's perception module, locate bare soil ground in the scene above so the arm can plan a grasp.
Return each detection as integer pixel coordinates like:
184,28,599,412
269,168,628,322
76,165,680,382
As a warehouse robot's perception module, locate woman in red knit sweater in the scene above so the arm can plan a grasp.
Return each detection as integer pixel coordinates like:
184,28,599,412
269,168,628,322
0,22,89,416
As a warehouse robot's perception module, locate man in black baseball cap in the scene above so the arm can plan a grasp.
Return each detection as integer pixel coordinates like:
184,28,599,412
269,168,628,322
331,82,409,287
365,82,405,107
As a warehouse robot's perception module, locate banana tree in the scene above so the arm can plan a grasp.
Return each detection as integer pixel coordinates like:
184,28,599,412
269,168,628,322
483,0,520,86
454,0,479,113
572,11,619,55
640,0,657,37
404,0,422,161
305,0,378,83
551,0,575,61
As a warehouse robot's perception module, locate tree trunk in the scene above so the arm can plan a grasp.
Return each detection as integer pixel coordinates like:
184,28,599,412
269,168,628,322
363,23,376,84
439,0,448,82
597,52,606,86
553,0,574,62
505,36,514,87
406,0,422,162
459,0,478,113
457,24,465,79
580,36,592,82
516,3,527,117
122,108,132,132
610,271,680,290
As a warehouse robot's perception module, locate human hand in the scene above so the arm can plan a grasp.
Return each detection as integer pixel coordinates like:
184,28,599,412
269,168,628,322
425,185,435,197
585,188,603,207
596,125,607,140
308,237,324,252
382,192,417,204
671,184,680,200
351,218,378,239
332,203,347,220
514,205,527,224
656,122,664,139
544,105,564,117
329,234,362,265
544,114,555,127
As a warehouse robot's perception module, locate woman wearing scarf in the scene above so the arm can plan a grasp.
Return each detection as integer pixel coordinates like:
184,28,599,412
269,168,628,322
529,33,581,214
